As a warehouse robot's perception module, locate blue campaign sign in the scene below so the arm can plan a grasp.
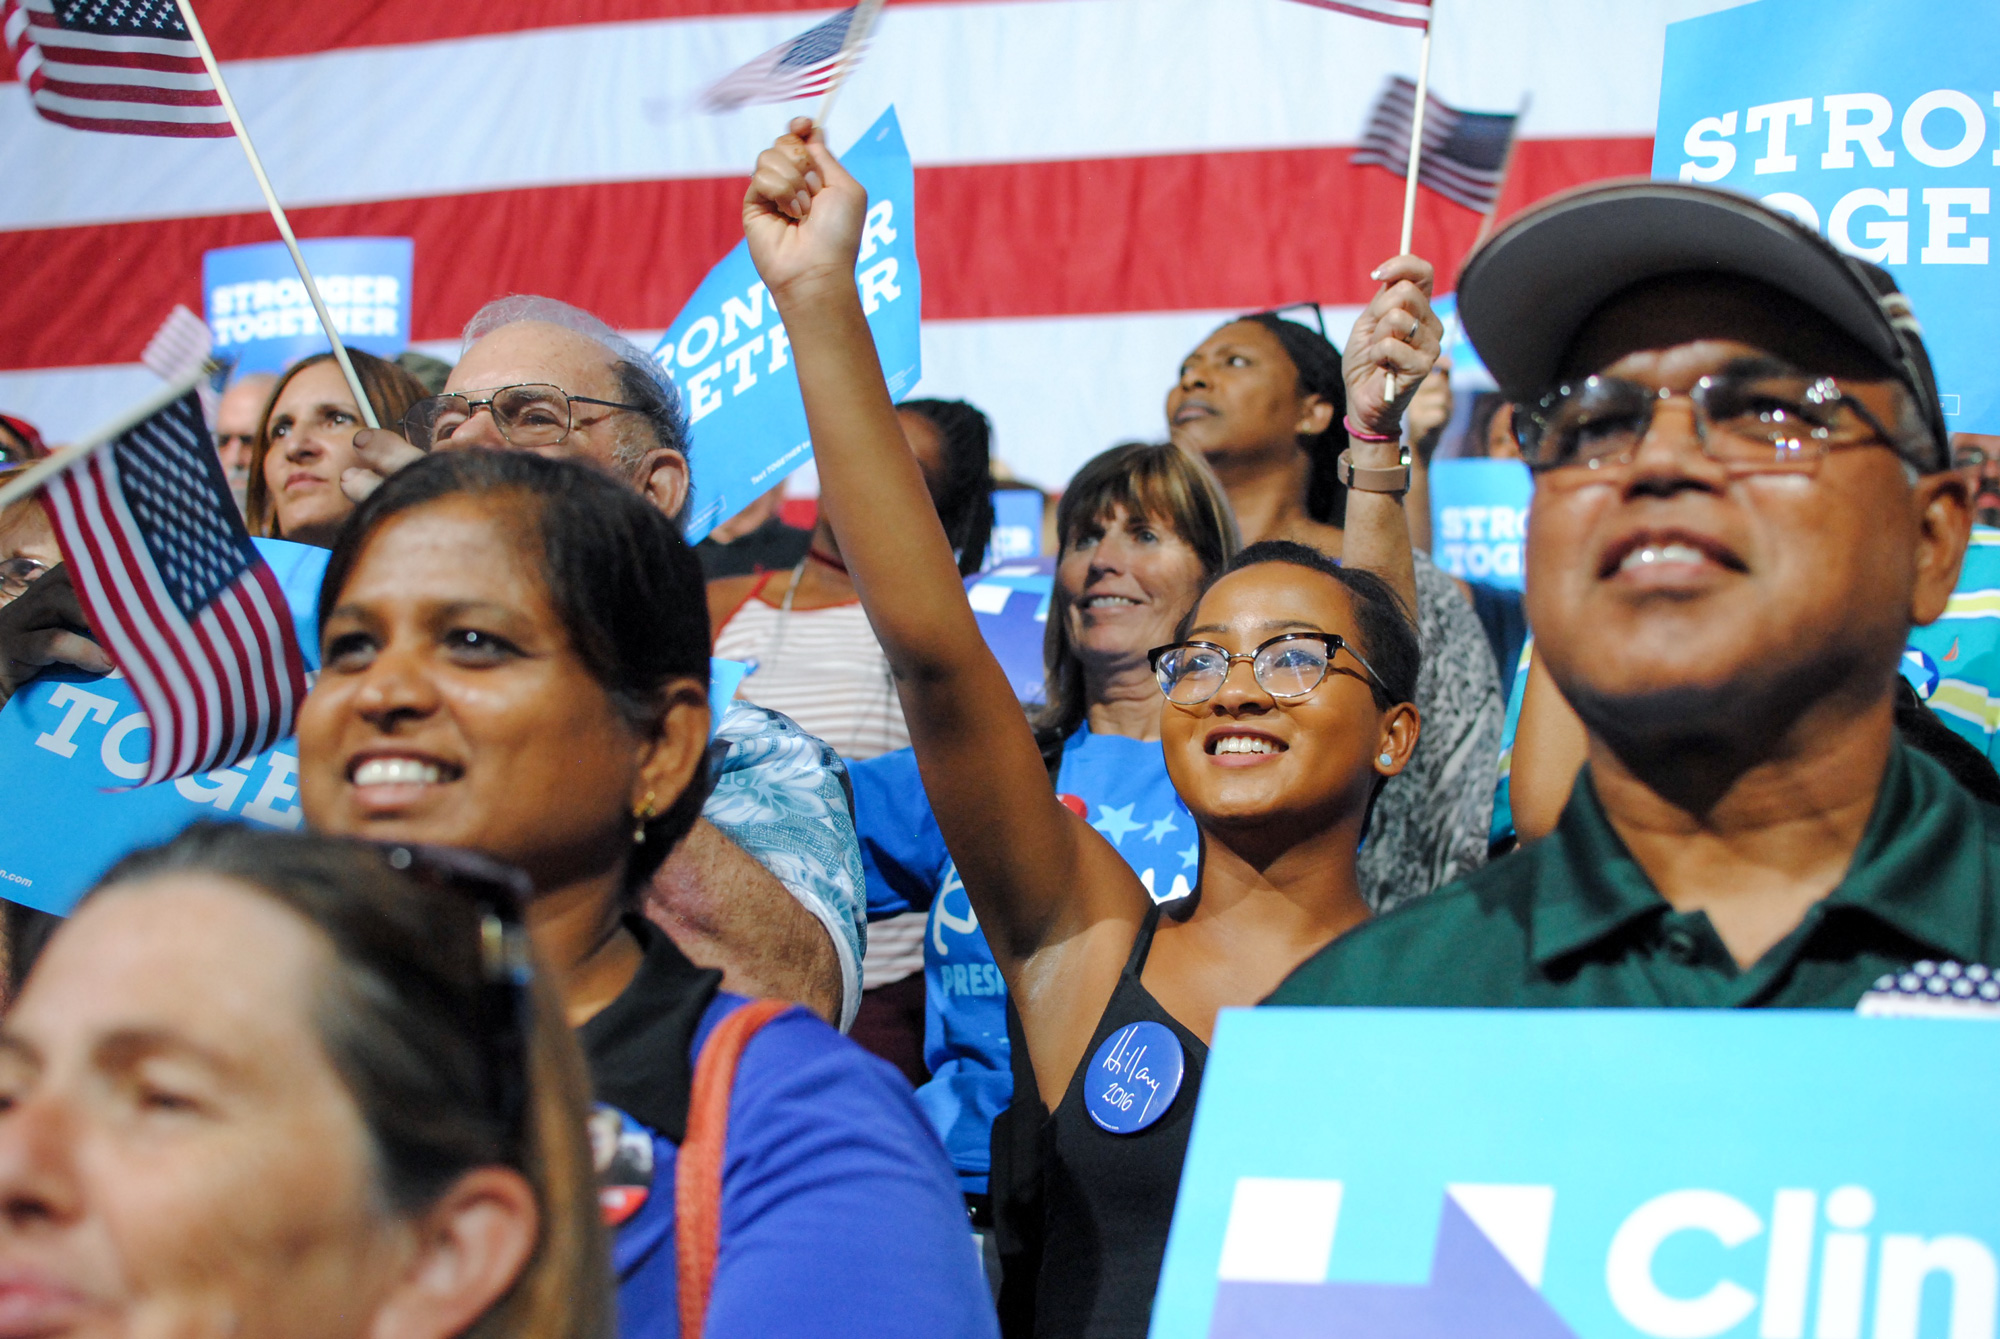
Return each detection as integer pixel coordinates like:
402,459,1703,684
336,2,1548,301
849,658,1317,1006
1154,1008,2000,1339
0,539,329,914
966,558,1054,705
204,238,414,375
1429,459,1533,590
1654,0,2000,435
659,107,921,544
987,487,1046,564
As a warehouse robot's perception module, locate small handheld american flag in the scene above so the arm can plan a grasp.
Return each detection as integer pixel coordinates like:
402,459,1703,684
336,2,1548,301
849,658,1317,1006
700,1,882,113
36,387,307,786
2,0,230,138
1352,77,1520,214
1282,0,1430,30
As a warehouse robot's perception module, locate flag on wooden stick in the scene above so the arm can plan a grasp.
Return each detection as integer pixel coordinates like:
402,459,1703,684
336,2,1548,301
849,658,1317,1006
1352,77,1521,213
700,1,884,112
35,387,307,785
2,0,229,137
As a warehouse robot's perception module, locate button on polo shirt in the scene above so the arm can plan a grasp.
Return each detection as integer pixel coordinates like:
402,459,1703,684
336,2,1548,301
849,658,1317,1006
1267,741,2000,1009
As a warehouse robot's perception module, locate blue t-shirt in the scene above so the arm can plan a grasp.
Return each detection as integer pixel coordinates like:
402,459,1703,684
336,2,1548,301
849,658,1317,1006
848,725,1186,1193
608,992,994,1339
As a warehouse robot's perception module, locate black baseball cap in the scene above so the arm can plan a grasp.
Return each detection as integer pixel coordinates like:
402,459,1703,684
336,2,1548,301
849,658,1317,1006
1456,179,1950,470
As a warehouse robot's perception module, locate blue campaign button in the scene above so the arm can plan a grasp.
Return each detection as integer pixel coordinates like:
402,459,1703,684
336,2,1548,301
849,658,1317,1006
1085,1021,1185,1135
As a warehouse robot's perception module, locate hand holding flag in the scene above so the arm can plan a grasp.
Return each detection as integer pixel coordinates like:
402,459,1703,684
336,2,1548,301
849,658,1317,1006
1342,254,1443,438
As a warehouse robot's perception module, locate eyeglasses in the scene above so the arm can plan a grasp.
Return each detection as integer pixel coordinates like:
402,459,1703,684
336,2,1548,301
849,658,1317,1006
0,556,50,604
401,384,649,451
1513,360,1916,477
371,842,535,1159
1268,301,1328,340
1148,632,1382,706
1955,445,1995,470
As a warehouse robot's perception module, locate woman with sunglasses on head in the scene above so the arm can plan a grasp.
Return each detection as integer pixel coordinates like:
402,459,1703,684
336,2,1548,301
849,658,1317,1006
0,821,608,1339
294,449,995,1339
745,122,1425,1339
245,349,430,547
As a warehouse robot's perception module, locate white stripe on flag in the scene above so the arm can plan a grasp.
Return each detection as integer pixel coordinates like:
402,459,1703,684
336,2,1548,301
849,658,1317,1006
37,60,215,90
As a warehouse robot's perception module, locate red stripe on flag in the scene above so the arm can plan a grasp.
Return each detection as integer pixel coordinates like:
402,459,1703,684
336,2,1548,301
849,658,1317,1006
0,137,1653,369
1,0,1063,78
196,599,254,768
34,77,221,107
22,105,234,136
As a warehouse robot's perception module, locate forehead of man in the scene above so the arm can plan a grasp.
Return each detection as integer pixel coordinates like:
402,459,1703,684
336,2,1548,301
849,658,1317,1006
448,321,623,400
1561,274,1898,388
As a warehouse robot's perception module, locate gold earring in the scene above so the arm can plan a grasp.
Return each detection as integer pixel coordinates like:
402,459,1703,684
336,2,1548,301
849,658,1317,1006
632,791,658,844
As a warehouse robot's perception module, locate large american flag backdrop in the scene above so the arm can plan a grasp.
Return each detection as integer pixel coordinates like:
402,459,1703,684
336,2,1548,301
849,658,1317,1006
0,0,1672,488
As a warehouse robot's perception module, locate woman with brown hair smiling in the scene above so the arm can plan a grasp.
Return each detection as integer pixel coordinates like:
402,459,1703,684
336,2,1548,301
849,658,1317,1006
294,448,993,1339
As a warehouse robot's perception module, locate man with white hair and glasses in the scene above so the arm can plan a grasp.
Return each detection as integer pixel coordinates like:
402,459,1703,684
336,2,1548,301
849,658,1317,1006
343,296,865,1026
1272,182,2000,1012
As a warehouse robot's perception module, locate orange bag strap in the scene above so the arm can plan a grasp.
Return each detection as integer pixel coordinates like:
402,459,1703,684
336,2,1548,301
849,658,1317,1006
676,998,793,1339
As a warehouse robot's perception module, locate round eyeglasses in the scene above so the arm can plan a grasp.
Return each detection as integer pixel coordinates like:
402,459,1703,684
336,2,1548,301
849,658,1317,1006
401,384,649,451
1147,632,1382,707
1513,360,1919,477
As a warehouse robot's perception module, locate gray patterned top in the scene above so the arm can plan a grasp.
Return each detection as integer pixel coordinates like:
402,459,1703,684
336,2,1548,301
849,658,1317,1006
1357,552,1505,913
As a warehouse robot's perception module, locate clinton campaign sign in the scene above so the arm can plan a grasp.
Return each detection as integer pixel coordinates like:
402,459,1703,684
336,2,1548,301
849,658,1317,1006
1430,460,1533,592
203,238,414,376
1153,1009,2000,1339
658,107,920,543
0,540,329,915
1655,0,1999,435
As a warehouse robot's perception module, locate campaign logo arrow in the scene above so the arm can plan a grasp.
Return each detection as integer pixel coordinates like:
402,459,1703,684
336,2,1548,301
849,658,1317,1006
1208,1195,1578,1339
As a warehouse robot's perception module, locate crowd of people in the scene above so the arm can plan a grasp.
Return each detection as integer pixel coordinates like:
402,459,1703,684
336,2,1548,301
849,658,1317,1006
0,116,1995,1339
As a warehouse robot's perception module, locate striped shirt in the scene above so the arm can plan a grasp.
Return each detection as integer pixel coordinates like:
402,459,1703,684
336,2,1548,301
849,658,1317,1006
715,583,911,764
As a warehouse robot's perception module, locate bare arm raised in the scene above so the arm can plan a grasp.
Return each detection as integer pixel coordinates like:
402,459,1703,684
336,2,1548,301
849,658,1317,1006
1339,256,1446,621
745,120,1153,1103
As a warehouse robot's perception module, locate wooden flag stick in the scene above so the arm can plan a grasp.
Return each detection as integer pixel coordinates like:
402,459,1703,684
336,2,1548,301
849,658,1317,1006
0,367,213,513
168,0,380,430
1385,17,1434,403
813,0,887,132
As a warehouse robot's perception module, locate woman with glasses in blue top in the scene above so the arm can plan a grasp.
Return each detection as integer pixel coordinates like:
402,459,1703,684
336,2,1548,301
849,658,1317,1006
743,120,1429,1339
293,449,994,1339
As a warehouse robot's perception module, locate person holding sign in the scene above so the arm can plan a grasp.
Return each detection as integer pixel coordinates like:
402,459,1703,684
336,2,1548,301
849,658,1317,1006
1271,182,2000,1013
743,119,1426,1339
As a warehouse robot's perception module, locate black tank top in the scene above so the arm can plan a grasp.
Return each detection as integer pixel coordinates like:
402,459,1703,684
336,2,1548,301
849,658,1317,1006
1034,898,1209,1339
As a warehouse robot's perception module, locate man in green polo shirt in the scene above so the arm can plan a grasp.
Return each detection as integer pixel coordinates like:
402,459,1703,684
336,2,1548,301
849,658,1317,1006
1270,182,1992,1010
